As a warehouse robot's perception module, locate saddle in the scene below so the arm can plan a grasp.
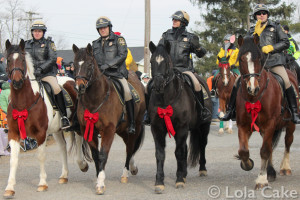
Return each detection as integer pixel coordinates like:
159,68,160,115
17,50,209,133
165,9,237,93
110,78,140,106
181,73,209,100
41,81,73,110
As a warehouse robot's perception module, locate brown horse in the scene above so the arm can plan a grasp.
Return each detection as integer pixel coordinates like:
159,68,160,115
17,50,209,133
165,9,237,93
235,35,296,189
215,58,236,134
3,40,88,198
72,44,145,195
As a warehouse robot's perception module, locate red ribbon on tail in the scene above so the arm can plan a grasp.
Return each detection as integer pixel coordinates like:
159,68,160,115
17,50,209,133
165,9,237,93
84,109,99,142
245,101,261,132
12,109,28,140
157,105,175,138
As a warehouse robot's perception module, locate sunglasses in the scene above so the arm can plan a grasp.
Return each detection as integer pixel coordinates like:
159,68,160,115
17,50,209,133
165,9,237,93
256,11,268,16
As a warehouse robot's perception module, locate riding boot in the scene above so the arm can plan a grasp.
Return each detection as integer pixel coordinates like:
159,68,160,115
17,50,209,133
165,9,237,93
285,87,300,124
219,85,238,121
143,93,151,125
66,102,80,132
211,77,216,97
195,90,210,120
55,91,71,129
126,99,136,134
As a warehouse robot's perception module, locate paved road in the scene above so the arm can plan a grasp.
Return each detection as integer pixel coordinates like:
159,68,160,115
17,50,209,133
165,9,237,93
1,123,300,200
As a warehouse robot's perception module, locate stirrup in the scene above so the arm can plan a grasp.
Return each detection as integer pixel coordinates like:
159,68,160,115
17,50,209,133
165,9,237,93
61,116,71,130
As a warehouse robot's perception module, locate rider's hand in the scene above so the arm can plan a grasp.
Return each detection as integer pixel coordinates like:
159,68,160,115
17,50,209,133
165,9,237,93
100,64,109,71
253,20,267,36
190,36,201,49
34,68,42,79
262,45,274,54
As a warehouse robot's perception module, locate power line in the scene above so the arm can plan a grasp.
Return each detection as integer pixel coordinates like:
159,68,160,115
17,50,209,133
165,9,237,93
18,11,42,39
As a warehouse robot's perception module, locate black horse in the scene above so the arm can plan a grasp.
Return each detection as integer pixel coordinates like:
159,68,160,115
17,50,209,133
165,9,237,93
148,41,212,193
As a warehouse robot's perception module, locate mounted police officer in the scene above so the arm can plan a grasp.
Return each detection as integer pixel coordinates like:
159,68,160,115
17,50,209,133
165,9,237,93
92,16,135,134
25,20,70,129
221,4,300,124
143,10,209,125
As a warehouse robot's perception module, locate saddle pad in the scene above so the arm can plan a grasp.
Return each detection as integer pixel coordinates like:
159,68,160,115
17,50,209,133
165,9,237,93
112,81,140,105
201,85,209,100
129,83,140,103
271,72,285,97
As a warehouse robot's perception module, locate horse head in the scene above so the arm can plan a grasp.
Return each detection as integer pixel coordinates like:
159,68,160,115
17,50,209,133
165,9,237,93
237,34,263,96
72,43,99,95
217,56,231,86
149,40,173,94
5,39,28,89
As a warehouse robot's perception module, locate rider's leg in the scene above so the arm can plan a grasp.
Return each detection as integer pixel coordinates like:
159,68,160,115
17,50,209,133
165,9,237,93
272,66,300,124
119,78,135,134
219,75,241,121
42,76,70,129
143,79,153,125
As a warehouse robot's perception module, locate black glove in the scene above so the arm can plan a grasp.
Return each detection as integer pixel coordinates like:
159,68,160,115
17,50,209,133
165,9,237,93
34,68,42,80
191,36,201,49
100,64,109,71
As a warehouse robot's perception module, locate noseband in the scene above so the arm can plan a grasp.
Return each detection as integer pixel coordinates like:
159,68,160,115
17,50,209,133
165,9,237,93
8,52,27,81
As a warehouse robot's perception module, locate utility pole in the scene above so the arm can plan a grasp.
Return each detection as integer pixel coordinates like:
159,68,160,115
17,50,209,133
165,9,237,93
144,0,151,74
18,11,42,40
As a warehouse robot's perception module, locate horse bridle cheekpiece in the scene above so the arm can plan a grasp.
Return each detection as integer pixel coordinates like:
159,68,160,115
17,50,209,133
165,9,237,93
8,52,27,82
74,58,96,89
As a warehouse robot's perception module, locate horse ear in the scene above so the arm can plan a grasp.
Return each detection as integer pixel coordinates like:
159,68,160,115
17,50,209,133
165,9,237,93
253,34,260,45
72,44,79,54
86,43,93,55
5,39,11,50
19,39,25,51
237,35,244,48
164,40,171,54
149,41,156,54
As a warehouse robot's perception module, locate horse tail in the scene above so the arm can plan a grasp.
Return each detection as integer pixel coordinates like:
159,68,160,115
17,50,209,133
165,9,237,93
132,124,145,155
188,122,210,167
82,139,93,162
272,129,282,150
68,131,76,156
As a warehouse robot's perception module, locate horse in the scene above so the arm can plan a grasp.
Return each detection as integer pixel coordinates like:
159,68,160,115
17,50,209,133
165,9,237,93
235,35,297,189
148,41,212,193
3,39,89,198
72,43,145,195
215,57,237,134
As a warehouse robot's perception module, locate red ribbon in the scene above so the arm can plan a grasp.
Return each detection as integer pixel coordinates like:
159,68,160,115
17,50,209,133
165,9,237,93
157,105,175,138
12,109,28,140
245,101,261,132
83,109,99,142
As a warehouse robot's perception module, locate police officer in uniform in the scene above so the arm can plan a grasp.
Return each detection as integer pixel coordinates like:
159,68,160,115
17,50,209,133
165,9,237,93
221,4,300,124
92,16,135,134
25,20,70,129
143,10,209,125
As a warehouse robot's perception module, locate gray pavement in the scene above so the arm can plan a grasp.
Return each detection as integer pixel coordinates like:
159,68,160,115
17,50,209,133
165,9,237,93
1,122,300,200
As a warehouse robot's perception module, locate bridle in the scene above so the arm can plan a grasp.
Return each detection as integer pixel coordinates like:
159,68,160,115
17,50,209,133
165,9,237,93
8,52,27,82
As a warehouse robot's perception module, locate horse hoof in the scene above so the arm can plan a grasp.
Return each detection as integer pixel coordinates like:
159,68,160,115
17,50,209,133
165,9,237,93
199,170,207,176
154,185,165,194
58,178,68,184
267,175,276,182
240,158,254,171
96,186,106,195
3,190,15,199
280,169,292,176
130,166,138,175
228,129,233,134
255,183,268,190
80,164,89,172
37,185,48,192
218,129,224,134
175,182,185,188
120,177,128,183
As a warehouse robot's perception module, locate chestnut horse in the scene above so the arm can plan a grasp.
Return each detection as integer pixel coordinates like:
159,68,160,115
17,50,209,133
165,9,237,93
72,44,145,195
215,59,236,134
235,35,297,189
148,41,212,193
3,40,89,198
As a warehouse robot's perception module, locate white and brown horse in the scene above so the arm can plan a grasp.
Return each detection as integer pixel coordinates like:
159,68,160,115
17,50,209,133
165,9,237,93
3,39,89,198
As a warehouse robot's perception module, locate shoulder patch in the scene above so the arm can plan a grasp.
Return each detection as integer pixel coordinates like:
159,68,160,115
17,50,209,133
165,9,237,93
51,43,57,51
118,38,126,46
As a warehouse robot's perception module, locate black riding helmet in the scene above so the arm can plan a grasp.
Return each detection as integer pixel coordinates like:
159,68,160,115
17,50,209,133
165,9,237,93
96,16,113,33
253,4,270,20
171,10,190,26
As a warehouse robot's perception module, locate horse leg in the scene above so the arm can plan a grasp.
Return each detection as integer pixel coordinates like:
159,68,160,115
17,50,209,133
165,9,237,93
255,136,273,190
218,99,226,134
227,119,233,134
280,124,294,176
37,139,48,192
152,128,166,194
267,153,276,182
75,133,89,172
238,128,254,171
198,124,210,176
52,130,69,184
3,139,20,198
174,128,188,189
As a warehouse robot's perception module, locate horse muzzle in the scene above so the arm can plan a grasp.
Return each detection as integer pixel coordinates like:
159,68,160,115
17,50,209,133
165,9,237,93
12,79,24,90
247,85,260,96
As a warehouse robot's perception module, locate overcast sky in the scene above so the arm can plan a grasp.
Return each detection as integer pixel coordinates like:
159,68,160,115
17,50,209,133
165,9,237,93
21,0,204,49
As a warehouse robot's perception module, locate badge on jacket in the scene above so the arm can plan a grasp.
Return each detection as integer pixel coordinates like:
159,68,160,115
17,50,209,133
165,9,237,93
41,44,45,48
51,43,57,51
183,38,188,42
118,38,126,46
270,27,274,32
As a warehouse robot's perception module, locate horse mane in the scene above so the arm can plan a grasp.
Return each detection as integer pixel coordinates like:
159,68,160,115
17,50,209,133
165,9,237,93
237,36,263,63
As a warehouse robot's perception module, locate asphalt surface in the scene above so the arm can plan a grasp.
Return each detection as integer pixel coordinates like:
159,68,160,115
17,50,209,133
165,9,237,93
1,122,300,200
